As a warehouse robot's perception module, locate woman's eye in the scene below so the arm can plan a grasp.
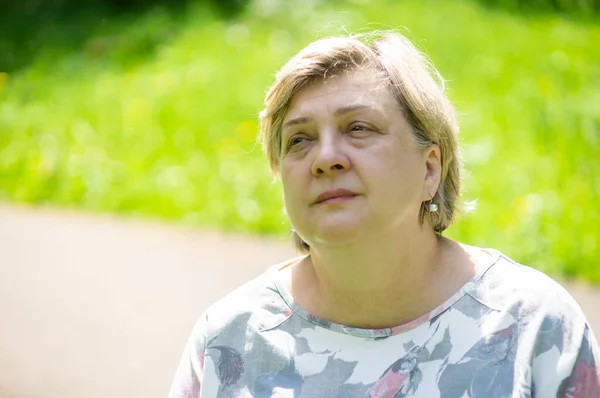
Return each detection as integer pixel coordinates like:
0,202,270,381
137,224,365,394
349,124,373,134
291,137,305,146
287,135,308,149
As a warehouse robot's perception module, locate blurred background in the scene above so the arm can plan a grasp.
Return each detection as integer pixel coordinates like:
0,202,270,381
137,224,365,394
0,0,599,396
1,0,599,280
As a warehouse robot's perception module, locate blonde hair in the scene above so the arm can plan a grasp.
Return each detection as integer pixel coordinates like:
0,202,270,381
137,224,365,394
259,31,464,253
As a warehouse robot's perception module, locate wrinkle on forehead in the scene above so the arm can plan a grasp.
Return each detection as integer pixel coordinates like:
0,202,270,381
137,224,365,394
283,69,397,124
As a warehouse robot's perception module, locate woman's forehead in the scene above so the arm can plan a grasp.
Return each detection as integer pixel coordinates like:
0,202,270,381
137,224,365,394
284,70,395,120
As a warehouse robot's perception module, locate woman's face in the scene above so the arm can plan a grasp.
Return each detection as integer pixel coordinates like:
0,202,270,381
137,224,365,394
279,69,438,248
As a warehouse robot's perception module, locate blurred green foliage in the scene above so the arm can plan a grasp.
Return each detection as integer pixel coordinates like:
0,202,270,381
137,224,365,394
0,0,599,281
0,0,246,73
480,0,599,18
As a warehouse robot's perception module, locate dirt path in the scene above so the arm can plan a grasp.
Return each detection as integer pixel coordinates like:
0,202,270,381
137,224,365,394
0,205,598,398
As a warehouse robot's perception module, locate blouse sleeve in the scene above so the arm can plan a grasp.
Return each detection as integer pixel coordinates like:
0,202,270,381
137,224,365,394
526,282,600,398
557,323,600,398
168,314,208,398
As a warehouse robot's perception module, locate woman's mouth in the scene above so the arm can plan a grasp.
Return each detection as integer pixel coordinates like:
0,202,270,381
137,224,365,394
314,189,358,204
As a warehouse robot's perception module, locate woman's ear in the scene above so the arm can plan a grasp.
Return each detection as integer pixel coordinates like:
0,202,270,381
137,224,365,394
422,144,442,200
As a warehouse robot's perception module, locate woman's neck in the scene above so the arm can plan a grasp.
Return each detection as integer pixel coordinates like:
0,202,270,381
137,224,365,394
287,229,478,329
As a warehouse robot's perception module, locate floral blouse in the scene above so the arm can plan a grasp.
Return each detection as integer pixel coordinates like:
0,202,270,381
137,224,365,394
169,251,600,397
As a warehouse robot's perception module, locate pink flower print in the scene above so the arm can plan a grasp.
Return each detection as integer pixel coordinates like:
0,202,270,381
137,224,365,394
369,372,408,398
369,346,423,397
564,361,600,398
208,346,244,388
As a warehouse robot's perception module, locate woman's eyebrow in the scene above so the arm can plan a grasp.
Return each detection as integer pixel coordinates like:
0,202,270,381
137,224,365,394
282,104,374,130
282,116,312,129
334,104,372,116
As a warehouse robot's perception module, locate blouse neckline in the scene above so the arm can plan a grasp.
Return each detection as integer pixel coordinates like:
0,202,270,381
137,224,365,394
271,249,502,339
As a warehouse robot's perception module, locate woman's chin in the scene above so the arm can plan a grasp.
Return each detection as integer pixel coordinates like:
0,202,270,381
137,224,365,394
303,221,369,247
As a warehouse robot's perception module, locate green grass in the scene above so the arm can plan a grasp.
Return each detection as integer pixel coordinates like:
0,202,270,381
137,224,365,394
1,0,599,281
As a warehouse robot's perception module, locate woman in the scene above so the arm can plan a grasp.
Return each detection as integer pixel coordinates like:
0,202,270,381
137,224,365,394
170,31,600,397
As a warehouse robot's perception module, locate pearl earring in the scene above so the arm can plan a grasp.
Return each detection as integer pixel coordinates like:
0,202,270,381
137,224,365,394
427,189,438,212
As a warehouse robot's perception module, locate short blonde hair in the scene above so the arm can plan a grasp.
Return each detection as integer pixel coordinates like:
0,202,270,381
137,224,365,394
259,31,464,253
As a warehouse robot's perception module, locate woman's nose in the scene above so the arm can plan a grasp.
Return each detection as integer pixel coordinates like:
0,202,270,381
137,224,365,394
311,137,350,177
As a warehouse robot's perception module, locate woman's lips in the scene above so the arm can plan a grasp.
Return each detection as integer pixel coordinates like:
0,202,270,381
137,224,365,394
319,196,356,204
314,189,358,204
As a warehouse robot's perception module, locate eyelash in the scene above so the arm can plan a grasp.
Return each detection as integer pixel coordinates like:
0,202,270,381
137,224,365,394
349,123,379,135
350,125,367,132
291,136,305,145
288,135,308,148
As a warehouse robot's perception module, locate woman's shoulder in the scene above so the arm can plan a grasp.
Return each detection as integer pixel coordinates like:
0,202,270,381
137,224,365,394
190,257,299,343
469,249,587,324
